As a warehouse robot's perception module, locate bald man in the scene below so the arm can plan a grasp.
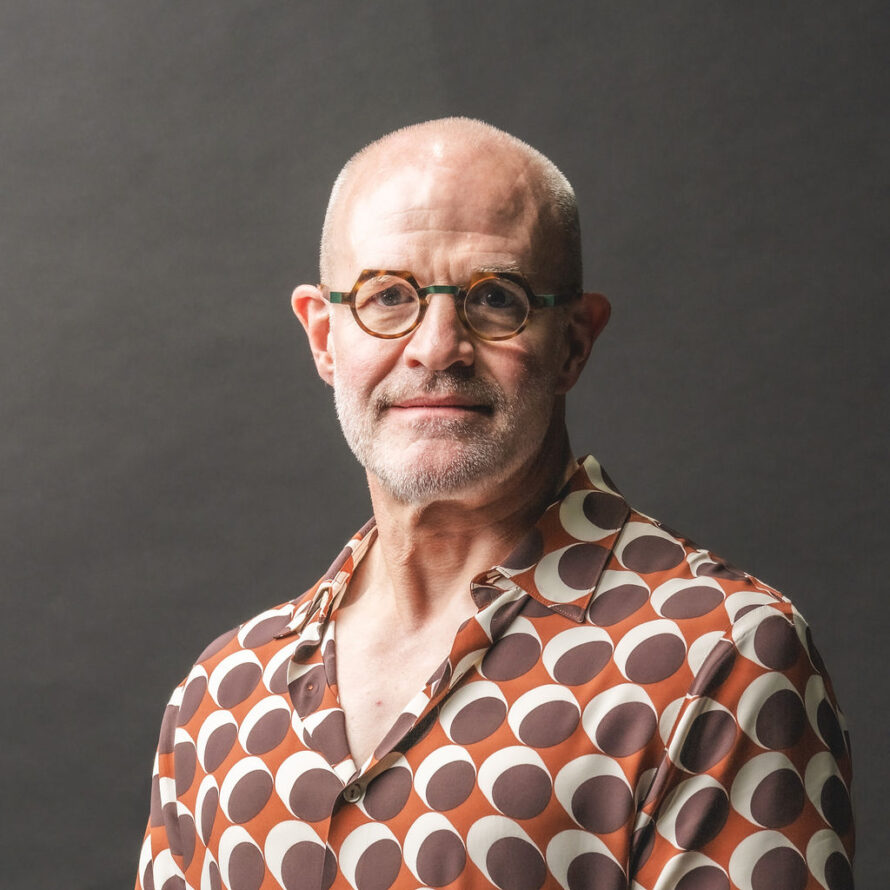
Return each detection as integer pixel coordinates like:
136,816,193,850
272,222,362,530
136,119,854,890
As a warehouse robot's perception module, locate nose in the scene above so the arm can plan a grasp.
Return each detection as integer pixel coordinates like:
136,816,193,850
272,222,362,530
402,293,475,370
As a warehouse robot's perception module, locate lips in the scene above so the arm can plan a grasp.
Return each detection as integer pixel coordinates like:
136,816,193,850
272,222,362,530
375,373,502,417
392,396,486,410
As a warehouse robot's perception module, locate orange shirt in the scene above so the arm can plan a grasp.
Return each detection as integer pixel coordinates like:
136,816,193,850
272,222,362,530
136,456,853,890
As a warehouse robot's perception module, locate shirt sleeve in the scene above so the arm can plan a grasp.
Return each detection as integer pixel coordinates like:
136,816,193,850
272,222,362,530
630,602,854,890
134,682,193,890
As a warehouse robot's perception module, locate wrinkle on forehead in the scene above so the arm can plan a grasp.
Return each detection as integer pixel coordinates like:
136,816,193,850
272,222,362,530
333,152,548,285
320,119,581,292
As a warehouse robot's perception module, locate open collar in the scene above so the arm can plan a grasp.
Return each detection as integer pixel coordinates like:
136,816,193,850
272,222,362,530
278,455,630,642
482,455,630,622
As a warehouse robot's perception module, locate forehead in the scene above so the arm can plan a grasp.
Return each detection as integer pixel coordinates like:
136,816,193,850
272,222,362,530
336,153,547,283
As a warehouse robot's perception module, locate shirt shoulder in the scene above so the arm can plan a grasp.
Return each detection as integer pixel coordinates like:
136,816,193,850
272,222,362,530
152,587,317,746
608,506,801,632
591,506,844,712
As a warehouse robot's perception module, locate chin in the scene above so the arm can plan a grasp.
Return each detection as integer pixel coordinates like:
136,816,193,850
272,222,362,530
367,436,527,505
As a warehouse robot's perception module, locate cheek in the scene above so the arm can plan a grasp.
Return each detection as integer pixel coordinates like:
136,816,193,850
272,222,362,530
330,322,402,388
485,336,562,394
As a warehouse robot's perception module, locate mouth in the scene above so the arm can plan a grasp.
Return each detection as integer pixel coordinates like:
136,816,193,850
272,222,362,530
392,396,488,410
388,395,492,416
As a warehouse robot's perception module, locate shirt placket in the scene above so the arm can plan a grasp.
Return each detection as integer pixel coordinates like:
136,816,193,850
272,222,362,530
276,574,362,886
341,572,529,791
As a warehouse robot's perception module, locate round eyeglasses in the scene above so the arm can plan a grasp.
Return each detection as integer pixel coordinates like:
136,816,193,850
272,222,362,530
324,269,579,341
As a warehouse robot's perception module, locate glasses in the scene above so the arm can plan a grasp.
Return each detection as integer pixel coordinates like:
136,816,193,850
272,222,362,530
324,269,579,341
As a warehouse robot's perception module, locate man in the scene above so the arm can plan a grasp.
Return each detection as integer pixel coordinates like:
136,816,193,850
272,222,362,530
136,119,853,890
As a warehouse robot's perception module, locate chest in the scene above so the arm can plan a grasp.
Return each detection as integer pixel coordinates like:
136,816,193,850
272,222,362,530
333,616,458,767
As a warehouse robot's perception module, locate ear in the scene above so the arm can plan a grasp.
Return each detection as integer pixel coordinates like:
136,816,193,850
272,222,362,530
554,292,611,394
291,284,335,386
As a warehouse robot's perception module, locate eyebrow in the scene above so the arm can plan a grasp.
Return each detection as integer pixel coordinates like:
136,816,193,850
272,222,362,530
473,262,522,276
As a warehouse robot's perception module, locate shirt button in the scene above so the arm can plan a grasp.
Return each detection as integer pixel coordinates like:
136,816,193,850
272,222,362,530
343,782,364,804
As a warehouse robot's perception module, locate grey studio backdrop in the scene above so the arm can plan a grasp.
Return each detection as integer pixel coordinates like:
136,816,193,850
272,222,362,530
2,2,886,887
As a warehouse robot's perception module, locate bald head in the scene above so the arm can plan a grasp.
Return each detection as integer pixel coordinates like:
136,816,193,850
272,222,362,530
319,118,582,294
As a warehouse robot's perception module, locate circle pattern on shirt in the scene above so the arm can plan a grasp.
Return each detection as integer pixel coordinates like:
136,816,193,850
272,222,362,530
238,607,293,650
651,578,725,620
805,752,852,836
730,752,804,829
220,757,274,824
615,619,686,684
210,651,263,710
197,710,238,774
304,708,350,763
414,745,477,811
404,813,467,887
658,776,730,850
616,522,686,573
554,754,633,834
265,822,336,890
275,751,342,823
533,543,611,604
219,827,265,890
806,830,853,890
179,667,208,726
480,617,542,681
586,570,650,626
729,832,807,890
688,638,737,698
653,853,729,890
238,697,291,756
805,675,846,758
175,802,197,870
583,684,657,757
508,686,580,748
677,700,738,772
736,673,805,750
196,775,220,845
468,817,546,890
361,756,413,821
174,728,198,797
546,830,626,890
542,626,613,686
339,824,402,890
440,681,508,745
479,747,552,819
558,489,627,542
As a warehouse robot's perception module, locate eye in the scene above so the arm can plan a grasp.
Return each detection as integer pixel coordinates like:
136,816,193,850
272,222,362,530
375,286,413,307
353,275,420,335
354,276,417,310
465,277,530,337
474,282,517,310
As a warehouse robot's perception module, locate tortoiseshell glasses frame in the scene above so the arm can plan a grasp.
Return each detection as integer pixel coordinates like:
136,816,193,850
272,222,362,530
323,269,579,341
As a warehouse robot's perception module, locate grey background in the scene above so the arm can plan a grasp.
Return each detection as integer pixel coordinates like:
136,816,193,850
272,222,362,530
2,1,886,887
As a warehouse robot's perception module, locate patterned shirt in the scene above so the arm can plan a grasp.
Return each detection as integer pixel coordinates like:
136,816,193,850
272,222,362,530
136,456,854,890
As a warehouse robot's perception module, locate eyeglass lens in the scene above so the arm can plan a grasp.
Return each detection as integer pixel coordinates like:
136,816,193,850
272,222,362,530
353,275,531,338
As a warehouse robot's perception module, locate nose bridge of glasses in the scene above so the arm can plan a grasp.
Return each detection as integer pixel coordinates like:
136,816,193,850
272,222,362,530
418,284,464,301
401,282,476,367
415,284,467,329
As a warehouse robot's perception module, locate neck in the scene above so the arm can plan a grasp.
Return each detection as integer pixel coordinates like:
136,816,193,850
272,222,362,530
357,422,575,627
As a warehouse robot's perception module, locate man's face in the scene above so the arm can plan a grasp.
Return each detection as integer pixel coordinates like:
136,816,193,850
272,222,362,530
327,151,571,504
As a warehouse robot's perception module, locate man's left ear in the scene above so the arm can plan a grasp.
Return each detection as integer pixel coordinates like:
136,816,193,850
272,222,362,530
555,292,611,394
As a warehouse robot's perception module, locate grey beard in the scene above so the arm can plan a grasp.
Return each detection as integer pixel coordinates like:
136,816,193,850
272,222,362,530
333,366,557,504
333,370,504,503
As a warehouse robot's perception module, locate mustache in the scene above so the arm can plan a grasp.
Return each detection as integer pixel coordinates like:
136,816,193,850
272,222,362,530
374,370,504,411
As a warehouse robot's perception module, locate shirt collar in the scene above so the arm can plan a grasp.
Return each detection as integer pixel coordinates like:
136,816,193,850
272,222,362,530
481,455,630,622
278,455,629,640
